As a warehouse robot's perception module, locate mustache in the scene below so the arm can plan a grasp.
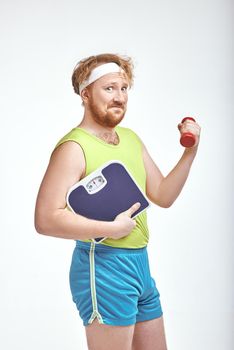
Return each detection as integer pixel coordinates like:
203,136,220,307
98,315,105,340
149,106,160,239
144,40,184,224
108,102,125,108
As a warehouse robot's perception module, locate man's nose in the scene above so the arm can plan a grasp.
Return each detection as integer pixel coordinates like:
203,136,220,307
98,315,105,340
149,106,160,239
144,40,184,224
113,89,126,103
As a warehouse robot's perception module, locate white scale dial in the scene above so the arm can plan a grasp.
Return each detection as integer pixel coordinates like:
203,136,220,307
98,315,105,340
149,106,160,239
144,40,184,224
86,176,105,193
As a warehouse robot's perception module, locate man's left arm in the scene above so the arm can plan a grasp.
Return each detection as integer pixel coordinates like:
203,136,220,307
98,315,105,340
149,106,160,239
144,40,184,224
140,120,201,208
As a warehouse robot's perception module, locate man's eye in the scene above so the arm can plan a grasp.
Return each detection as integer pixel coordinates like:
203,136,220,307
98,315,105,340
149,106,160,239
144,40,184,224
105,86,113,91
122,87,128,92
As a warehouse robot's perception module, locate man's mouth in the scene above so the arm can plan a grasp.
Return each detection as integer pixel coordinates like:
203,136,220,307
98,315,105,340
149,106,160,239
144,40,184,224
109,105,124,109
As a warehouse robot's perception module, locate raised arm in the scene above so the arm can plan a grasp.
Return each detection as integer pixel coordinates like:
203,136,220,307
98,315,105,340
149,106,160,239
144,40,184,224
141,119,201,208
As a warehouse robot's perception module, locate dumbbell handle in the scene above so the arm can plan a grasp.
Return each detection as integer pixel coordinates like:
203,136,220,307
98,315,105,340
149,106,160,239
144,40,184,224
180,117,196,147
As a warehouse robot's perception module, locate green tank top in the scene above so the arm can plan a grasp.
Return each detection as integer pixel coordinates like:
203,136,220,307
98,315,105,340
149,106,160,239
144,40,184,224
55,125,149,248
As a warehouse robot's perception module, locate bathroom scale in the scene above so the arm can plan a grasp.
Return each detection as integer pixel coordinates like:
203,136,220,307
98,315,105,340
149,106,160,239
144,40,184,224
66,160,150,243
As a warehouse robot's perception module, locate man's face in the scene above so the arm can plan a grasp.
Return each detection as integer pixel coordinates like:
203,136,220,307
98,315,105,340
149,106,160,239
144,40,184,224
85,72,129,128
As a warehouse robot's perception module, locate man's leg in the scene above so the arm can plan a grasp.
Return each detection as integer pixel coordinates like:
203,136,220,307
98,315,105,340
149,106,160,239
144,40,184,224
132,316,167,350
85,319,135,350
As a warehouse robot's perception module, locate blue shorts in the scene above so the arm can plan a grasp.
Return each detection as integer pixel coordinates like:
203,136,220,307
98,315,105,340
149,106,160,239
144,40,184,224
69,241,163,326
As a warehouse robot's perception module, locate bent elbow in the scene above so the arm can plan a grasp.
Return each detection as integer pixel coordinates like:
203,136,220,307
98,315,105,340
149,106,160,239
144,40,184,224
162,202,173,208
34,220,45,235
149,193,174,209
34,218,47,235
34,211,51,235
158,199,175,208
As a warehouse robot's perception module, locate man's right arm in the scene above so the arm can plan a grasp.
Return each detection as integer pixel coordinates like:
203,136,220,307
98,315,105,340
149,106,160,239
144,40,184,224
34,141,139,240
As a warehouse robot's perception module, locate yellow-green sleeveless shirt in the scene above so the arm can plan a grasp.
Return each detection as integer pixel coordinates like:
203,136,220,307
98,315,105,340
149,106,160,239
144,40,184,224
56,125,149,248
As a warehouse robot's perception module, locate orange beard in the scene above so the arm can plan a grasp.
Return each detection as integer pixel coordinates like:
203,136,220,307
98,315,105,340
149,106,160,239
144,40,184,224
88,99,127,128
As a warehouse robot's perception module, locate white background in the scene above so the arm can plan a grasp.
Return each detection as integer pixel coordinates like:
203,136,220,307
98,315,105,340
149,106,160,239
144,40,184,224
1,0,233,349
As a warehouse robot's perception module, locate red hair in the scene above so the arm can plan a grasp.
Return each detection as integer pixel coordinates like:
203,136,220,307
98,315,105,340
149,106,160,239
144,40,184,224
72,53,134,95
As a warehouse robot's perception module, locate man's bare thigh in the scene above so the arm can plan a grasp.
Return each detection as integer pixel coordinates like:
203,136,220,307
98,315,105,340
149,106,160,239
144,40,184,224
85,319,135,350
132,316,167,350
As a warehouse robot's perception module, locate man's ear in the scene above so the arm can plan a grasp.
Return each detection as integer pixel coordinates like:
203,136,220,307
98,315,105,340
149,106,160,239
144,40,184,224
80,88,90,104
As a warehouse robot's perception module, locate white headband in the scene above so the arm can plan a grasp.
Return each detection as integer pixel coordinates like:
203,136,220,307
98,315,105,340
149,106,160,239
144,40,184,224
79,62,124,94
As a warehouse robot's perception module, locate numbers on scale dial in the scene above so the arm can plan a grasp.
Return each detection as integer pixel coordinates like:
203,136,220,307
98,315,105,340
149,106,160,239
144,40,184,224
86,176,105,193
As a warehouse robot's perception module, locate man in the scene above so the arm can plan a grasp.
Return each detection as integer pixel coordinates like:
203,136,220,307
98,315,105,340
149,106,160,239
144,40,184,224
35,53,201,350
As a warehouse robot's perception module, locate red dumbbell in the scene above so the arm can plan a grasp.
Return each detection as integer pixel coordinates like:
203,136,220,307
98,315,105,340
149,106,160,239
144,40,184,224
180,117,196,147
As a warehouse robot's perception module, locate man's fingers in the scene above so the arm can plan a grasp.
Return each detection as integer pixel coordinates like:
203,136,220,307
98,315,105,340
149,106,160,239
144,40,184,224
125,202,141,217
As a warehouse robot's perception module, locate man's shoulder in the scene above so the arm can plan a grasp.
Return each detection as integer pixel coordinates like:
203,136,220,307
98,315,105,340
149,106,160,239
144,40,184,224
117,125,138,136
57,127,87,142
117,125,141,141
